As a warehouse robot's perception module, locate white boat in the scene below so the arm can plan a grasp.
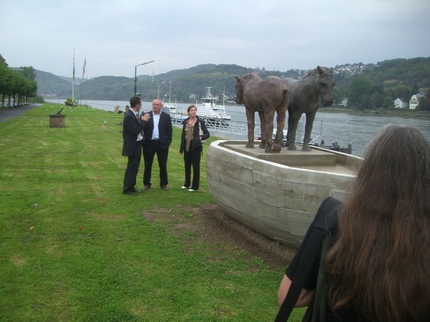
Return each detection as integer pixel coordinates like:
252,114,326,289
198,87,231,121
206,140,362,249
164,99,177,114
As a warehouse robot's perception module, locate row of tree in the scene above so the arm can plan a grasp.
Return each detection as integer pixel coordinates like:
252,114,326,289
343,75,430,109
0,55,38,108
332,58,430,110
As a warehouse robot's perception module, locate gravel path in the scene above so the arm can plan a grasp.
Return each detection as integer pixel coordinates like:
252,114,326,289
0,104,40,123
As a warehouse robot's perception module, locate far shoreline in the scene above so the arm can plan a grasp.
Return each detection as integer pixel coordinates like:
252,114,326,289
318,106,430,120
45,99,430,121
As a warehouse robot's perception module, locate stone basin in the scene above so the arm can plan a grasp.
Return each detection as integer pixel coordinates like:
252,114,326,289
206,140,362,248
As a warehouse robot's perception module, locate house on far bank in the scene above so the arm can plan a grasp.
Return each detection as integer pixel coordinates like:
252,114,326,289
340,98,348,107
409,94,419,110
394,98,407,109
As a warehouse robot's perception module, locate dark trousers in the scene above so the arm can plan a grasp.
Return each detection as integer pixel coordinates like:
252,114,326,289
123,141,142,192
143,140,169,187
183,145,202,190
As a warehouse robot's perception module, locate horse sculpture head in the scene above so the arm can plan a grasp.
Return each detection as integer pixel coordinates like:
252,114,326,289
285,66,335,152
315,66,335,106
235,73,261,104
235,76,245,104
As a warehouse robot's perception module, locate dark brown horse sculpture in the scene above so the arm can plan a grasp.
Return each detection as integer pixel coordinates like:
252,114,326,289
235,73,290,153
284,66,334,151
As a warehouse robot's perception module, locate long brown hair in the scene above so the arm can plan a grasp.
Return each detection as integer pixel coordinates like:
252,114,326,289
324,124,430,322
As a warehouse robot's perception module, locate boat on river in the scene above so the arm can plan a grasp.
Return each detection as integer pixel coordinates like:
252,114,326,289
198,87,231,122
206,140,362,249
163,99,177,114
165,87,232,124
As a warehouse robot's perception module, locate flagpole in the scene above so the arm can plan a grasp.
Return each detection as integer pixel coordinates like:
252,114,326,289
72,49,75,103
80,58,86,105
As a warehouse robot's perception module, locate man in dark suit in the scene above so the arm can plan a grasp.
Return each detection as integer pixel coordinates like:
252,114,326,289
142,99,172,190
122,96,150,196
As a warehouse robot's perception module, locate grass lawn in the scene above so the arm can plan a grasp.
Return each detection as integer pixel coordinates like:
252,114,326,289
0,104,305,321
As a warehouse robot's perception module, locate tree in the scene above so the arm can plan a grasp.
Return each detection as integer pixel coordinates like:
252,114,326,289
418,89,430,111
0,59,10,107
347,76,374,108
383,95,394,109
369,92,385,108
0,57,38,107
332,86,343,105
393,84,412,102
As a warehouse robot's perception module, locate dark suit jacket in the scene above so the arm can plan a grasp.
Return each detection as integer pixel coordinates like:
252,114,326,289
142,111,172,149
122,109,145,156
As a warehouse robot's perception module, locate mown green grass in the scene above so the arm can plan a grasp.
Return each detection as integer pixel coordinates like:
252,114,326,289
0,104,305,321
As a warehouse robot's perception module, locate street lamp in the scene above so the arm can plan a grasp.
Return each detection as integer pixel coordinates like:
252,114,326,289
134,60,154,96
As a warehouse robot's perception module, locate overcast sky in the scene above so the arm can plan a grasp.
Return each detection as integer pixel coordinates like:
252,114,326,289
1,0,429,79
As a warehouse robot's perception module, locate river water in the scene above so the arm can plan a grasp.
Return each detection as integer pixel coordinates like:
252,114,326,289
45,99,430,157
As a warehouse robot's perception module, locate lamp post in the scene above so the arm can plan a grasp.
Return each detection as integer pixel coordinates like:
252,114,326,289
134,60,154,96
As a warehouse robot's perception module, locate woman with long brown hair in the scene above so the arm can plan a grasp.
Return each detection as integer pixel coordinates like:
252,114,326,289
278,124,430,321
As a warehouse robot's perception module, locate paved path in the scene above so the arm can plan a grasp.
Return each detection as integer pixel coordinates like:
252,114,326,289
0,104,40,123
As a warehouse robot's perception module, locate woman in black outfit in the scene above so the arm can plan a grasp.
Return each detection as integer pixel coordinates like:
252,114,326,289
278,124,430,322
179,105,210,192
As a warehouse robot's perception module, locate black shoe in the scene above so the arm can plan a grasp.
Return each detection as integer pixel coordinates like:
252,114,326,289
161,185,169,191
131,188,142,193
142,185,150,191
123,190,137,196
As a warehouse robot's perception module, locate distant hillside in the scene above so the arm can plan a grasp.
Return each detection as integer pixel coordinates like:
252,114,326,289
333,58,430,90
35,58,430,102
36,70,72,98
362,58,430,88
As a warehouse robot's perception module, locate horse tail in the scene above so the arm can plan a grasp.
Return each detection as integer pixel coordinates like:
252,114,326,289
281,88,290,110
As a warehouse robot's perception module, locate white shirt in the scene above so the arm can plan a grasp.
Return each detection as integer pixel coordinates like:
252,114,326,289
135,112,143,141
152,113,160,140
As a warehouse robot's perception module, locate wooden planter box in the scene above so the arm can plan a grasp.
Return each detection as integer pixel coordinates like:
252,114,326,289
49,114,66,128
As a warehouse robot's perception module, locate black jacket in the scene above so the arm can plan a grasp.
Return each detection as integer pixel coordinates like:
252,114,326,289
142,111,172,150
122,109,145,156
179,117,210,153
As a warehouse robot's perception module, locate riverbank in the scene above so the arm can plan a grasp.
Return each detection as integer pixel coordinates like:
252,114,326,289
321,106,430,120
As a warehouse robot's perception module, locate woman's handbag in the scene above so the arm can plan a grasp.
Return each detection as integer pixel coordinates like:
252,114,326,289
199,121,207,143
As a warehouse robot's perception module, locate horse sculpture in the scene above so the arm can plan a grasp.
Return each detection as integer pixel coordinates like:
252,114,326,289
235,73,290,153
284,66,334,151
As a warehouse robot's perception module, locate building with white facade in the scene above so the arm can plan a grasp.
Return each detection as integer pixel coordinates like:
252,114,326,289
394,98,407,109
409,95,419,110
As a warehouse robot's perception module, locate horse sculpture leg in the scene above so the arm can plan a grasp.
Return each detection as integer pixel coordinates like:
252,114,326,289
301,112,316,151
258,110,268,150
286,111,301,151
245,108,255,148
263,108,275,153
272,108,286,153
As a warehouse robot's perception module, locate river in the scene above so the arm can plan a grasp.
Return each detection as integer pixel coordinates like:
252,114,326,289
45,99,430,157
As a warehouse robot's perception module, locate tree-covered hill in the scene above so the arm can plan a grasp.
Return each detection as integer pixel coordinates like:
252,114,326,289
35,58,430,108
362,58,430,88
36,70,72,98
334,57,430,91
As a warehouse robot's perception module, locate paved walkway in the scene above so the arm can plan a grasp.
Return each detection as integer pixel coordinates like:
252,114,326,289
0,104,40,123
